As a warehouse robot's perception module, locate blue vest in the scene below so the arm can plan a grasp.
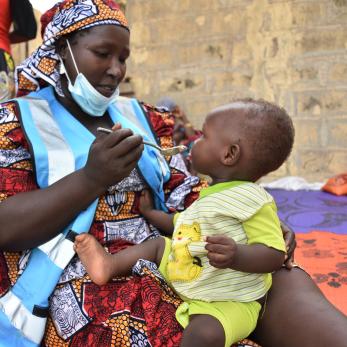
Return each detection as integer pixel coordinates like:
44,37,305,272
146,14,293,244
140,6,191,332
0,86,170,346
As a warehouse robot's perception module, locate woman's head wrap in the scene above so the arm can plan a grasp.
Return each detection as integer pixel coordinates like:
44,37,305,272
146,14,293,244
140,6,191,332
16,0,128,97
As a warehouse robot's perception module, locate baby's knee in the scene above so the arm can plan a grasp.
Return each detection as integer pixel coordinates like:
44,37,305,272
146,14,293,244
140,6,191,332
200,323,225,346
184,315,225,347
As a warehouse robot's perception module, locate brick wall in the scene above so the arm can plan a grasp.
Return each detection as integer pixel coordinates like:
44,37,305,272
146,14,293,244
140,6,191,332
126,0,347,181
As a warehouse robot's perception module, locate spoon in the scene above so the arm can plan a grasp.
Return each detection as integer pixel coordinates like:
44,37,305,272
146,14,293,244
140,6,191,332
96,127,187,156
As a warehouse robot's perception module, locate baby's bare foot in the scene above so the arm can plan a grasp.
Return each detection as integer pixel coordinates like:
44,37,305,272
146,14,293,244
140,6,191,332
74,233,115,285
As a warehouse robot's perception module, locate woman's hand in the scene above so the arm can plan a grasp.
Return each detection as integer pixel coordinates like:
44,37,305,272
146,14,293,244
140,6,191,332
281,221,296,269
83,125,144,192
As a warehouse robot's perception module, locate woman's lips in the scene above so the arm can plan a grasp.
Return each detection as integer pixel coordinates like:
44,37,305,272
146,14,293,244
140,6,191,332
97,85,117,97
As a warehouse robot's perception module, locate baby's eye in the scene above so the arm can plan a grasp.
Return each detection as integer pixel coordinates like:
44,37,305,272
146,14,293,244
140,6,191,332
119,56,127,64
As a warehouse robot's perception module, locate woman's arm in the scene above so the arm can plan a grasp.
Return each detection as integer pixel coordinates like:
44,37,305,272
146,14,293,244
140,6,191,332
0,169,103,250
0,126,143,251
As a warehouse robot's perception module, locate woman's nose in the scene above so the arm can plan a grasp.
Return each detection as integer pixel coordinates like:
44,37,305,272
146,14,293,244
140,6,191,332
107,58,122,79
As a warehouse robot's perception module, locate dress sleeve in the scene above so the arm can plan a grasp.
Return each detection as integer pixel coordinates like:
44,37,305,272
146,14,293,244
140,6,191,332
141,103,207,212
0,101,37,296
0,101,38,203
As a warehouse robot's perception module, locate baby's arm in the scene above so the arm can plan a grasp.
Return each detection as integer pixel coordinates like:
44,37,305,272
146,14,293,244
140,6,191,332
205,235,284,273
139,190,174,235
205,202,286,273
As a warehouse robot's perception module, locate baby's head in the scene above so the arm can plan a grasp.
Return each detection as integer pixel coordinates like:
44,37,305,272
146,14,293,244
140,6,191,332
190,99,294,182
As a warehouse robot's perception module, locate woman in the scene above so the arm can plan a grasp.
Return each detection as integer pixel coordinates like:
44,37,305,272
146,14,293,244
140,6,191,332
0,1,346,346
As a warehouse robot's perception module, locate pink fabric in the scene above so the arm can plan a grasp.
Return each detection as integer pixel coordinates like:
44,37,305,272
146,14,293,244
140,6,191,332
0,0,11,53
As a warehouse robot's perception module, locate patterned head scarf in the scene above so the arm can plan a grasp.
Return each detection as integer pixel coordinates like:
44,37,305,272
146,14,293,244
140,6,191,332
15,0,129,97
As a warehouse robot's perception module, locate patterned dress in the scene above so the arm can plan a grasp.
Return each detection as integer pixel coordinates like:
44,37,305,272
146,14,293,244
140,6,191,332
0,100,258,347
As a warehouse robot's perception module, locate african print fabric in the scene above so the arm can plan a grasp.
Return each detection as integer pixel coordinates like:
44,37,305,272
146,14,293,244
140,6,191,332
0,49,14,102
0,100,205,346
15,0,128,97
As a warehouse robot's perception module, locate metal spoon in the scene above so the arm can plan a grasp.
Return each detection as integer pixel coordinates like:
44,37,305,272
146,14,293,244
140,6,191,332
96,127,187,156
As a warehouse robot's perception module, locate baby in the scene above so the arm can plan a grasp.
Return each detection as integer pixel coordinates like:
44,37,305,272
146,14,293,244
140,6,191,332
75,99,295,347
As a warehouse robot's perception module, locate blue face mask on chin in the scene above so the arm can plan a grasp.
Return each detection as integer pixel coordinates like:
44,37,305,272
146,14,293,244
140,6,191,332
59,40,120,117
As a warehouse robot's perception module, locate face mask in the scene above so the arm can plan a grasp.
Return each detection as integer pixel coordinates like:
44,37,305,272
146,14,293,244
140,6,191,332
60,40,119,117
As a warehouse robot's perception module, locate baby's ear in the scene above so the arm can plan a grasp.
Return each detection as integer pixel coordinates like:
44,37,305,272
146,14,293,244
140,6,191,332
221,143,240,166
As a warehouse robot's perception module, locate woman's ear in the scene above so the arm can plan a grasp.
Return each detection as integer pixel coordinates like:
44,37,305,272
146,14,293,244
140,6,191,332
56,37,68,59
221,143,240,166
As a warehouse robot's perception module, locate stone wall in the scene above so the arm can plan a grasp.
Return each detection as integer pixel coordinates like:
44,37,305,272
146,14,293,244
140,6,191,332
126,0,347,181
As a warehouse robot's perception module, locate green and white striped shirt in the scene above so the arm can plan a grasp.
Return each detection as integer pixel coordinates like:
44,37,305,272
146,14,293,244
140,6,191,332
168,181,286,303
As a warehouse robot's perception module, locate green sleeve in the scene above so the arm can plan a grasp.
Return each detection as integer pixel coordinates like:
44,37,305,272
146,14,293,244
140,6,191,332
242,201,286,252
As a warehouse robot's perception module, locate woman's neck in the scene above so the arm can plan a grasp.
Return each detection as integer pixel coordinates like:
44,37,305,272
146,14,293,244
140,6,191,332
55,84,114,135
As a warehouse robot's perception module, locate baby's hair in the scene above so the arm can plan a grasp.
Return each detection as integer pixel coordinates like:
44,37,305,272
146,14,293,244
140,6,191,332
235,98,295,179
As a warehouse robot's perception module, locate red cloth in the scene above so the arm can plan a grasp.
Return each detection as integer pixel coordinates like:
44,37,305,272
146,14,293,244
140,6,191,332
295,231,347,315
0,0,11,53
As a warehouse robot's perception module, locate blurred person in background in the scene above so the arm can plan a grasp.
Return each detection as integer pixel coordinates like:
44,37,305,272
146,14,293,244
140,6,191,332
0,0,37,101
157,97,202,175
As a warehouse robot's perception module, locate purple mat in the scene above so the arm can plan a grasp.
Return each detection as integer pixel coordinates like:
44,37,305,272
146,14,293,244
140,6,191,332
266,189,347,234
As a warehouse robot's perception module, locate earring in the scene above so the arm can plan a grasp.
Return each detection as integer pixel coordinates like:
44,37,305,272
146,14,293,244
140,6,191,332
59,62,65,75
58,56,66,75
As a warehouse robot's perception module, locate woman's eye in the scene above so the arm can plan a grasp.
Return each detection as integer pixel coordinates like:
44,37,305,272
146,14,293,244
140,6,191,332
94,51,109,58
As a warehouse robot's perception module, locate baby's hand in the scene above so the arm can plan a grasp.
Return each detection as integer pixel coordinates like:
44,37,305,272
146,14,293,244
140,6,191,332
139,190,154,215
205,235,237,269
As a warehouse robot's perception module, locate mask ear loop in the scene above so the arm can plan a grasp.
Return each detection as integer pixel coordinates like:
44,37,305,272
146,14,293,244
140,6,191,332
58,39,79,87
66,39,80,76
58,55,73,86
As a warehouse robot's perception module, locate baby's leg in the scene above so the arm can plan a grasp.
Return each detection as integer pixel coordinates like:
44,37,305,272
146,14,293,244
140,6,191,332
180,314,225,347
74,234,165,286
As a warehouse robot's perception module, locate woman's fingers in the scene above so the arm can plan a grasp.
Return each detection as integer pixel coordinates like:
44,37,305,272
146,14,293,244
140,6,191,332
95,127,136,149
85,128,144,190
284,253,295,269
108,133,143,158
281,221,296,269
282,224,296,254
94,129,143,166
116,145,144,170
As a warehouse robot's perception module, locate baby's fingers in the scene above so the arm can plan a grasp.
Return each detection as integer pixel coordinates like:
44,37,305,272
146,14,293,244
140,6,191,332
205,235,235,245
207,252,233,269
